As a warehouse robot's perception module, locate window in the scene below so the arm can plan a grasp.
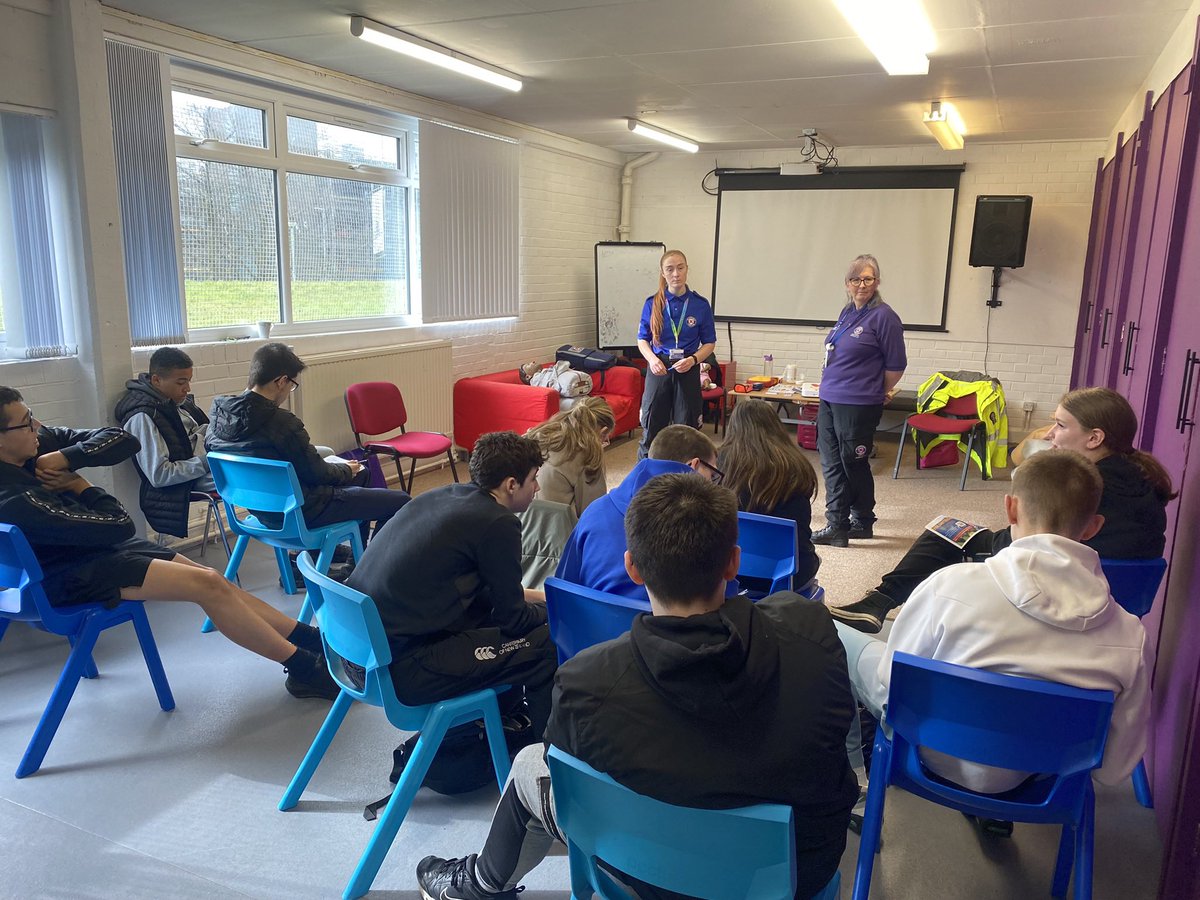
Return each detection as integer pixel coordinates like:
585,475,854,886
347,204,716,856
0,112,70,358
170,74,419,336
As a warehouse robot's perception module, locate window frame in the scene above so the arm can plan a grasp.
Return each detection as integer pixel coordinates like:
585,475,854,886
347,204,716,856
170,70,421,340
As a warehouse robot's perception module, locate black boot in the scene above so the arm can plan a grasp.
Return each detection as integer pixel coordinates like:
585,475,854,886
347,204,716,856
812,524,849,548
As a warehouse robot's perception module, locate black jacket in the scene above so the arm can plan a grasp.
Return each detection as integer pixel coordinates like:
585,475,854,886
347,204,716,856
0,426,140,573
545,593,858,900
205,390,356,521
348,482,547,645
114,375,209,537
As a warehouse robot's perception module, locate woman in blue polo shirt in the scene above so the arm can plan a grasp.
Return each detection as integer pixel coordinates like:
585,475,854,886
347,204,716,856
635,249,717,459
814,254,907,547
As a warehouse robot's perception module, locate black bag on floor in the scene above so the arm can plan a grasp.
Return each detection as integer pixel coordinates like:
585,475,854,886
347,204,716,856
556,344,616,373
364,706,535,819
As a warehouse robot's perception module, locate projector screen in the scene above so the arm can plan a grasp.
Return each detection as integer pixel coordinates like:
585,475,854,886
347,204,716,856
713,168,961,330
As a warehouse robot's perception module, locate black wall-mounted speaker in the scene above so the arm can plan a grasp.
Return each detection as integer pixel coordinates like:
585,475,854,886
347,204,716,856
969,195,1033,268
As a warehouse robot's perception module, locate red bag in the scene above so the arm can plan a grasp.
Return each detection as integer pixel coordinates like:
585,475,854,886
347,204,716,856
919,441,960,469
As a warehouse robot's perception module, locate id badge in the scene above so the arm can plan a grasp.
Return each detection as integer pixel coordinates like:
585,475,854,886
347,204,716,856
668,348,685,361
823,342,834,368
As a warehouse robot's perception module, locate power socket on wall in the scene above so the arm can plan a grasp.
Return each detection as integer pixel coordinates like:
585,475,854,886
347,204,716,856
1022,400,1036,412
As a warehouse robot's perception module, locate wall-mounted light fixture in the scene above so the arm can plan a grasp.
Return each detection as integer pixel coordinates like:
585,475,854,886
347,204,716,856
923,100,965,150
626,119,699,153
832,0,935,75
350,16,522,92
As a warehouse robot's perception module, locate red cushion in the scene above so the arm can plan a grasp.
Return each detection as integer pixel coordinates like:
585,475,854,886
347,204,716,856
367,432,451,458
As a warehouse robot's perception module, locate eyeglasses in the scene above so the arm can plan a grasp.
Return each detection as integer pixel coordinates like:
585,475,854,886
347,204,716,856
0,412,36,433
697,458,725,485
848,276,877,286
285,376,300,392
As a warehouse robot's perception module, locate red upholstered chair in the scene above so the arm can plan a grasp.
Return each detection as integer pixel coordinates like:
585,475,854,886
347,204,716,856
345,381,459,494
892,393,986,491
701,360,735,434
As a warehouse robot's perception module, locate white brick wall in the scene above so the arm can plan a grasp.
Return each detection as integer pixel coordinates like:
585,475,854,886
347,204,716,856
629,139,1106,424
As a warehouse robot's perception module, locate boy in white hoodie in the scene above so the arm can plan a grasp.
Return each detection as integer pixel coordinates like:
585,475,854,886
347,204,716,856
837,448,1149,794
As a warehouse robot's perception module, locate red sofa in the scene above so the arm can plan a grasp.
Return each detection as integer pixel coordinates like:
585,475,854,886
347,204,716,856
453,366,643,451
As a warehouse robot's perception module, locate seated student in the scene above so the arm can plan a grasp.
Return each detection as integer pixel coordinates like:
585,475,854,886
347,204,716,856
114,347,214,539
831,387,1174,633
525,396,614,518
836,449,1149,795
0,387,338,699
718,398,820,591
346,431,557,736
556,424,722,600
416,473,858,900
205,343,409,544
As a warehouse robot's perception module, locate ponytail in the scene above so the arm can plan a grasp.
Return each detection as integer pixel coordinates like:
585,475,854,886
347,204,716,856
650,277,667,345
1129,450,1178,503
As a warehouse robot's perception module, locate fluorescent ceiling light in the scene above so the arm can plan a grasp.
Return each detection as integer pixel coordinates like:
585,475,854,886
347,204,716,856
923,100,965,150
627,119,699,153
350,16,522,92
832,0,936,76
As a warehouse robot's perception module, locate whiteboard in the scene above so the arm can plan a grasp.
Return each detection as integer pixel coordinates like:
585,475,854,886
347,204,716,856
595,242,665,350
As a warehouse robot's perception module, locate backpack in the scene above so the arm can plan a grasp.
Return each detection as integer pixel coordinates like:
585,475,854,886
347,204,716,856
556,344,617,373
363,705,535,819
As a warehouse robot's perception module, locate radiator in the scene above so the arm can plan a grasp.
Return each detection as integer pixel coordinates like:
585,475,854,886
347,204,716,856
292,340,455,455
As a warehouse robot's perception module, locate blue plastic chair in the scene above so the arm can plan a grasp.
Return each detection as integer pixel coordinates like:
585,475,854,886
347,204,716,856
547,746,840,900
853,653,1115,900
200,452,365,631
1099,556,1167,808
737,511,799,594
279,552,511,900
545,576,649,664
0,523,175,778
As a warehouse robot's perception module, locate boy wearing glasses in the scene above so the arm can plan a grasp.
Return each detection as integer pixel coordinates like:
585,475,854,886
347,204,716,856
556,424,728,602
0,386,340,699
206,342,409,544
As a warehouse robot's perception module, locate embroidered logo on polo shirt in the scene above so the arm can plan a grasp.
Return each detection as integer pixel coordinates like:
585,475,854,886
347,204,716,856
686,316,697,327
852,325,865,338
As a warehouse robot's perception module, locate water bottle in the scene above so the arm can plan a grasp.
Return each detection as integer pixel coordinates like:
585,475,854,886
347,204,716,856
763,354,774,378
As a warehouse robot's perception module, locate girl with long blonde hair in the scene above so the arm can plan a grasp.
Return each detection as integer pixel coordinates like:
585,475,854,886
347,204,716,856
718,399,821,590
526,396,615,517
635,249,717,458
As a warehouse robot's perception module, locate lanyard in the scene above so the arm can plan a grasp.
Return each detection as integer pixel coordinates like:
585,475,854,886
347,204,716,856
666,295,690,346
828,305,871,347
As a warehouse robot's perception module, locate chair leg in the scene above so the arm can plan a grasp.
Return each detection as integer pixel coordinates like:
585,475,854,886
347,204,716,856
129,605,176,711
16,616,105,777
1133,758,1154,808
852,737,891,900
343,706,458,899
407,458,418,494
203,535,250,633
393,457,408,494
446,449,460,484
960,431,974,491
1051,823,1076,898
1073,791,1095,900
276,546,299,595
66,632,100,679
279,691,354,810
212,503,235,566
480,694,512,791
0,617,9,643
893,425,908,479
200,500,213,559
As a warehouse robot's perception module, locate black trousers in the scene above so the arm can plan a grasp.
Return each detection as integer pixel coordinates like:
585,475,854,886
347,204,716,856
389,623,558,736
638,365,702,459
876,526,1014,607
817,400,883,527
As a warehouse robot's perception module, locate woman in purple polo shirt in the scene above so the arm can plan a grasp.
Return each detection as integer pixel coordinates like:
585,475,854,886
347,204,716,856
813,254,907,548
635,249,717,459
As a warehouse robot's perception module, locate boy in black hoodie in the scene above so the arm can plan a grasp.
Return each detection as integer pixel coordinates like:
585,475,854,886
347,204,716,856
417,473,858,900
0,386,338,700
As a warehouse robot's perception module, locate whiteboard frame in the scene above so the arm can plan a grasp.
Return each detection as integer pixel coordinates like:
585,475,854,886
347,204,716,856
595,241,666,351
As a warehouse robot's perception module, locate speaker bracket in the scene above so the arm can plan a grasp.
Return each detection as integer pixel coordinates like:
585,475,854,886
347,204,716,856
987,266,1003,308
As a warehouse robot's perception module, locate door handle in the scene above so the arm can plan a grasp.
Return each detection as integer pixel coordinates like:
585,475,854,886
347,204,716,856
1100,309,1113,348
1084,301,1094,333
1123,321,1140,375
1178,350,1200,432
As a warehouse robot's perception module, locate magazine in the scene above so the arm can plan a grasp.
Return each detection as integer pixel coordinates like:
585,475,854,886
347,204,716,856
924,515,987,550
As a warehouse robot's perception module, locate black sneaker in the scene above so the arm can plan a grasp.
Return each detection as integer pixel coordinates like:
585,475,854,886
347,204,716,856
812,525,849,548
285,656,341,701
827,591,893,634
849,519,874,539
416,855,521,900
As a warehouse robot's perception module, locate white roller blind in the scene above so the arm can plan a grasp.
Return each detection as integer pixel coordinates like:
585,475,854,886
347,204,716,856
419,121,519,323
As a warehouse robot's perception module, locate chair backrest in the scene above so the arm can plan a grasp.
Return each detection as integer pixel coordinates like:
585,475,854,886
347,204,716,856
937,393,980,418
345,381,407,440
207,451,308,538
887,652,1114,777
1099,557,1167,618
736,511,797,593
547,745,796,900
544,576,648,664
0,523,78,632
295,552,426,729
